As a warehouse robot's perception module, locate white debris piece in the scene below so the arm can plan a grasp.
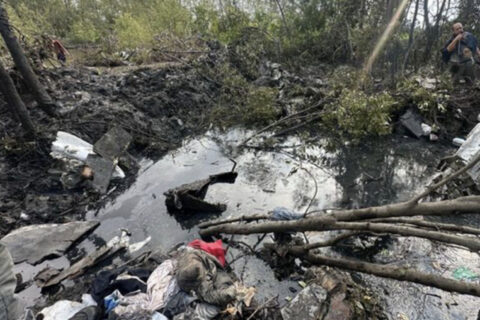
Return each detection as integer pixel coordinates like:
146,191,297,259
50,131,125,178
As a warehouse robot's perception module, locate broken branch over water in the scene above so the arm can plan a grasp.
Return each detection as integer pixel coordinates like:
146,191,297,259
299,252,480,297
199,155,480,297
200,196,480,236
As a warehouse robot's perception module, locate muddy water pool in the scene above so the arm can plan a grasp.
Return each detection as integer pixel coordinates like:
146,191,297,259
17,129,480,318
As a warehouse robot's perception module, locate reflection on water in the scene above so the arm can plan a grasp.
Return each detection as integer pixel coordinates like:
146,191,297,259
20,128,479,317
86,129,466,315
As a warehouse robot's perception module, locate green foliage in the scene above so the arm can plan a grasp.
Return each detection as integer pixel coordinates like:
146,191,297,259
328,66,372,94
209,62,279,127
214,6,251,44
243,87,280,125
114,0,192,49
228,28,275,80
6,3,53,40
114,13,152,48
323,88,398,138
397,75,451,115
71,19,102,44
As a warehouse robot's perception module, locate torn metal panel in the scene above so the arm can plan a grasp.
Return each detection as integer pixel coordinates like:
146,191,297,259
93,126,132,161
0,221,99,265
164,171,237,214
400,109,424,138
86,154,115,194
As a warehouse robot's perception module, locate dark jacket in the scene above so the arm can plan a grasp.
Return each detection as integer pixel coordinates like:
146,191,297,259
442,32,478,63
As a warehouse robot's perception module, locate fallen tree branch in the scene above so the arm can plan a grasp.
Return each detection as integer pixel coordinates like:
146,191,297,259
205,219,480,252
407,152,480,205
271,112,325,138
331,221,480,251
199,196,480,237
239,98,330,146
370,217,480,235
302,231,362,251
198,213,270,229
246,296,277,320
297,252,480,297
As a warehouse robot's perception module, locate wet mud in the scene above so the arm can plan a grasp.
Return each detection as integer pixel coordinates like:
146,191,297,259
2,51,480,318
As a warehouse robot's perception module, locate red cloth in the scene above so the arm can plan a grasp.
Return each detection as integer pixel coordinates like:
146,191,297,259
188,239,226,267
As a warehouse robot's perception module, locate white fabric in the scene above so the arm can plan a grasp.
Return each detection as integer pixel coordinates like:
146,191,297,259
38,294,97,320
147,259,179,311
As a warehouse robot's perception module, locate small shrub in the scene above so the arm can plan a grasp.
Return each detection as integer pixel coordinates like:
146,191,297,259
209,62,279,127
243,87,280,125
323,88,398,138
397,76,451,116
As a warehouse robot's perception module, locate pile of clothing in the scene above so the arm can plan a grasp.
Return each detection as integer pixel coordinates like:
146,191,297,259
86,239,254,320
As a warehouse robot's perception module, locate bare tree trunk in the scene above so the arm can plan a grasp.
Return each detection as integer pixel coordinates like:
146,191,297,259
362,0,410,75
0,60,36,138
0,4,56,116
423,0,430,29
423,0,447,61
402,0,420,73
274,0,291,39
359,0,367,29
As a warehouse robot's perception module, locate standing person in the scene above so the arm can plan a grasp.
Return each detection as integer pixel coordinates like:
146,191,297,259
50,37,69,65
0,243,21,320
442,22,480,84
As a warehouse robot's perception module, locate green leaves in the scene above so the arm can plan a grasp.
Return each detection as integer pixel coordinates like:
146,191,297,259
323,88,398,138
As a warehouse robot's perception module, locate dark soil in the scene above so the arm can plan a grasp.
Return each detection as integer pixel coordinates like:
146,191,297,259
0,60,223,238
2,46,480,320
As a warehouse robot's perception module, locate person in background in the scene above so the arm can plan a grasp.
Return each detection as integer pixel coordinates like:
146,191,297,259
49,37,70,65
442,22,480,85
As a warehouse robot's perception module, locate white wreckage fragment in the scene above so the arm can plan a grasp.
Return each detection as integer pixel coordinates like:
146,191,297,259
50,131,125,178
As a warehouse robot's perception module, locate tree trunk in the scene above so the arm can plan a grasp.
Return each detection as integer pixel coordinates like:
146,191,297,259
402,0,420,73
362,0,410,75
0,60,36,138
274,0,291,39
423,0,447,62
423,0,430,29
0,4,56,116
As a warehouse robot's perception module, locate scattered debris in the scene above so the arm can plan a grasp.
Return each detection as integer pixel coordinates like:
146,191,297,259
271,207,304,221
50,131,128,192
93,126,132,161
455,123,480,163
86,154,115,194
280,284,327,320
400,109,424,138
51,131,93,162
452,137,466,147
40,230,131,287
429,133,439,142
0,221,99,265
80,239,255,320
37,294,97,320
421,123,432,135
434,123,480,198
453,267,479,281
164,171,237,214
414,76,437,90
